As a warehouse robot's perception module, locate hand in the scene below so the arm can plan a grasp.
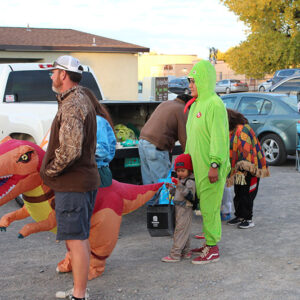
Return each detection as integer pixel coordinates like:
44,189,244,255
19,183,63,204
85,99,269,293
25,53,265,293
171,177,178,185
208,167,219,183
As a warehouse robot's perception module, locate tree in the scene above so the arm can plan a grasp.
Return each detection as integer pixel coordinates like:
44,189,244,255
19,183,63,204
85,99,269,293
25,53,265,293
220,0,300,78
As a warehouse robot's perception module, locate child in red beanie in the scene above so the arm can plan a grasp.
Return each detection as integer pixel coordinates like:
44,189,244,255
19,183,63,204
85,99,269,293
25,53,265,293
161,153,196,262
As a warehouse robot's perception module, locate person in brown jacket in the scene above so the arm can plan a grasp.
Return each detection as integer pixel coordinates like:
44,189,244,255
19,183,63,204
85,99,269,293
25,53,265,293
138,94,192,205
40,56,100,300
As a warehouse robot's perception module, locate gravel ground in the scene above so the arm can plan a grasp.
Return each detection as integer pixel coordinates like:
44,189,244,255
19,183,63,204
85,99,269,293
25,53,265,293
1,158,300,300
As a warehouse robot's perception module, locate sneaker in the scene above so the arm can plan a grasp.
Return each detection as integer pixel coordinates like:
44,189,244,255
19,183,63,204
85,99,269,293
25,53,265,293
181,251,192,259
55,288,89,299
192,245,220,265
227,217,243,225
221,213,231,221
193,233,205,239
191,245,206,255
239,220,255,229
161,255,180,263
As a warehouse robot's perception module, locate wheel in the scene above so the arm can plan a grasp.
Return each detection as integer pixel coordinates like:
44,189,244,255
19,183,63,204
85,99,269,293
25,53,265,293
259,86,265,92
15,195,24,207
260,134,286,166
225,87,230,94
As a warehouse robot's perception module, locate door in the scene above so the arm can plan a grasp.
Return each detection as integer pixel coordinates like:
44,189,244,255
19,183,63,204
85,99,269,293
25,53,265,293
237,96,267,132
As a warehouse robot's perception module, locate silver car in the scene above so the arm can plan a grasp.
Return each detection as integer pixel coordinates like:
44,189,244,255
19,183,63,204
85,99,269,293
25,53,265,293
215,79,249,94
258,79,273,92
268,75,300,93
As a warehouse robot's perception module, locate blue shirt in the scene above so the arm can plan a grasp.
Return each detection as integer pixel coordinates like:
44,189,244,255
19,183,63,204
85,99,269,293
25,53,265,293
95,116,116,167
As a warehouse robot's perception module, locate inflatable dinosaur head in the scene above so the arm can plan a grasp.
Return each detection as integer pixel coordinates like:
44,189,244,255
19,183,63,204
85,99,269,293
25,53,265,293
0,138,45,206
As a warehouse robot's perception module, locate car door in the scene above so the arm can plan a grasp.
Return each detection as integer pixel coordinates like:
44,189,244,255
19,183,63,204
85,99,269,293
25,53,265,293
237,95,266,132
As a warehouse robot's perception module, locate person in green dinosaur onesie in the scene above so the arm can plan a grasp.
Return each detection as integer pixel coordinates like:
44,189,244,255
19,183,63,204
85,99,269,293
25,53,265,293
184,60,231,264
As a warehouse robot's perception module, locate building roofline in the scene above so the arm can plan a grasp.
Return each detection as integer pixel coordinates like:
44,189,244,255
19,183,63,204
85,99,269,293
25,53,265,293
0,44,150,53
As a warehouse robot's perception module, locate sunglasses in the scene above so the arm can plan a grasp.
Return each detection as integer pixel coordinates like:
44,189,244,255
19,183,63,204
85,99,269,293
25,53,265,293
188,78,195,84
53,61,68,70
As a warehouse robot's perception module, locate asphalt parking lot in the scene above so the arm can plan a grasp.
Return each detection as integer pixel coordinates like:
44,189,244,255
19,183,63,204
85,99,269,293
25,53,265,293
1,158,300,300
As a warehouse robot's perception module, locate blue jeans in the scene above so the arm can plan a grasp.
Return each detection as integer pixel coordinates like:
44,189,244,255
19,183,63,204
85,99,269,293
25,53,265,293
138,139,171,205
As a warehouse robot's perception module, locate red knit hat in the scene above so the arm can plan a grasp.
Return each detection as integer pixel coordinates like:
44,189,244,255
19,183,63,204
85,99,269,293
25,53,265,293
174,153,193,171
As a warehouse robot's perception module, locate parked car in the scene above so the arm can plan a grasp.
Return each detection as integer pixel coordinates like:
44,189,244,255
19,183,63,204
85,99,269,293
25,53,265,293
215,79,248,94
168,77,190,94
258,79,273,92
268,75,300,94
221,92,300,166
271,68,300,85
258,69,300,92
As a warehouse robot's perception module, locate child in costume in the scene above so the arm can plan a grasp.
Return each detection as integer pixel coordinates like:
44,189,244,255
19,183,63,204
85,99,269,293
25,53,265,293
161,153,196,262
226,108,269,228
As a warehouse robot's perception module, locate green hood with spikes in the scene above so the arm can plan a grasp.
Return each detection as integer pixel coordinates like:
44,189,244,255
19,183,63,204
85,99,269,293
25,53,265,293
189,60,216,101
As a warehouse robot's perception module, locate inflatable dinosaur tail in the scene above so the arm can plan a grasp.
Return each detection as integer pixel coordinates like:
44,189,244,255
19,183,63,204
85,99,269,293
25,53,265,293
121,181,163,214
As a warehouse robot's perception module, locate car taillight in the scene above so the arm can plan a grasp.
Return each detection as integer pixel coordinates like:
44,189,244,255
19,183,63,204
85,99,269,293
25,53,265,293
39,64,53,68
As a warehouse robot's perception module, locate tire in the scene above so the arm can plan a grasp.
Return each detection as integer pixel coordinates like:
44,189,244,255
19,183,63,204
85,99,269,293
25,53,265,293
225,87,230,94
260,134,286,166
259,86,265,92
15,195,24,207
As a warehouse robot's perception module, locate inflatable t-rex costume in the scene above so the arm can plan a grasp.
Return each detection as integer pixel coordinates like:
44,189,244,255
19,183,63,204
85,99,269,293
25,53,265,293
0,137,162,280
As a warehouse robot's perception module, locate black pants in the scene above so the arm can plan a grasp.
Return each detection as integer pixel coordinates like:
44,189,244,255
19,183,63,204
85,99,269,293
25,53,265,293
233,172,260,220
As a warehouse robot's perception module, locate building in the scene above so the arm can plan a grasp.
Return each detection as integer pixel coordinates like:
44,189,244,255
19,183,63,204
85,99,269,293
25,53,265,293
138,52,199,81
0,26,149,100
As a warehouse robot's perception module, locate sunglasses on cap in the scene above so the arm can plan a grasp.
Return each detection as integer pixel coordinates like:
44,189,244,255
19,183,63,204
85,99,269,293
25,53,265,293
52,61,69,70
188,78,195,84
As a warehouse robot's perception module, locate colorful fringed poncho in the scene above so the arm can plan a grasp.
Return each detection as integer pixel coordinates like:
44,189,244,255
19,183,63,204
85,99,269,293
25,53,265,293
228,124,270,186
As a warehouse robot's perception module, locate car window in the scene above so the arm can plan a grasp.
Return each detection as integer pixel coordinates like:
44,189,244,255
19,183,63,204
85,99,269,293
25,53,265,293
222,96,237,109
279,95,299,112
4,70,102,102
238,96,264,115
278,70,295,77
261,100,272,114
273,78,300,92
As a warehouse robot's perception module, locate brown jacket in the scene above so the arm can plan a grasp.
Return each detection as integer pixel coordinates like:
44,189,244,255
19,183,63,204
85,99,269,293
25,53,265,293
40,86,100,192
139,98,188,152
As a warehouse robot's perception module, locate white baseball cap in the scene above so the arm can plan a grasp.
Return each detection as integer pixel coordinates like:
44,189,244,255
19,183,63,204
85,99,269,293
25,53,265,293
51,55,83,74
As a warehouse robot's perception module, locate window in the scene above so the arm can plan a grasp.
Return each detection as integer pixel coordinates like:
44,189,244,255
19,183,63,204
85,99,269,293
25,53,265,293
138,81,143,94
261,100,272,114
238,96,264,115
273,78,300,93
278,70,296,77
222,96,237,109
4,70,102,102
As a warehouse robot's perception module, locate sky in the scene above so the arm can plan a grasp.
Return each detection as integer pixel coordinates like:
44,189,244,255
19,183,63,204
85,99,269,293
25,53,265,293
0,0,248,59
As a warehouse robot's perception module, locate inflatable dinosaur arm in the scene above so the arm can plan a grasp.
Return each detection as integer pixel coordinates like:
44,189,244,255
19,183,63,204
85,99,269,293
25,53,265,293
0,206,30,229
19,209,56,238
